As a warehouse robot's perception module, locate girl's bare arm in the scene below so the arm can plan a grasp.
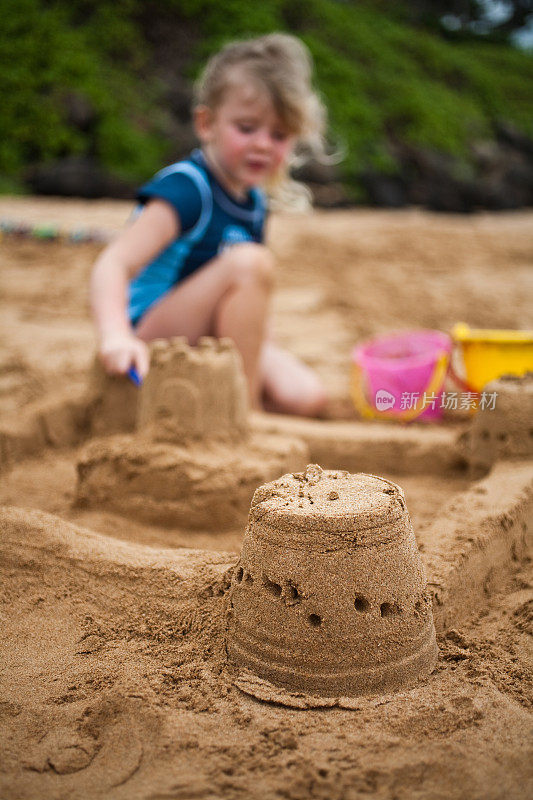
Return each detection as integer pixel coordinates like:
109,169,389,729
90,199,179,377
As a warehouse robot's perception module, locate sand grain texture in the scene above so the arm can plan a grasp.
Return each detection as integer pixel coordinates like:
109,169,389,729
1,199,532,799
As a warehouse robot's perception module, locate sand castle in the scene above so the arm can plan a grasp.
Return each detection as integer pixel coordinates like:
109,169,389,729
87,336,248,440
227,465,438,701
76,338,307,528
460,373,533,476
138,337,248,444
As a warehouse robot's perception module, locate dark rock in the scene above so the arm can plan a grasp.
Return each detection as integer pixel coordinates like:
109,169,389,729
164,76,194,122
388,137,533,212
359,171,408,207
391,143,475,212
160,120,197,163
292,158,339,185
495,120,533,157
25,156,135,200
307,182,352,208
471,137,533,209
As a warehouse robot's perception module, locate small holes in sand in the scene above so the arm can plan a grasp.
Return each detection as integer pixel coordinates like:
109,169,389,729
235,567,244,583
263,576,282,597
480,430,490,441
414,599,425,616
286,582,301,603
497,432,508,442
308,614,322,628
380,602,401,617
354,595,370,612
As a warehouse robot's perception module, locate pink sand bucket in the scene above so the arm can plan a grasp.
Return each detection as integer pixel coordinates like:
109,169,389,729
351,330,452,422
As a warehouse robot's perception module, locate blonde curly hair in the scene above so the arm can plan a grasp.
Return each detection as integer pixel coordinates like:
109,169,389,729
194,33,329,210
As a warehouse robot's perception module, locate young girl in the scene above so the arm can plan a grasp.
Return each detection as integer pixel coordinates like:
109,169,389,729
90,33,328,416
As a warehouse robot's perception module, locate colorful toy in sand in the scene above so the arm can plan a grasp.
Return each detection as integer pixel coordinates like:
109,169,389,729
351,324,533,422
0,218,112,244
451,323,533,393
351,329,452,422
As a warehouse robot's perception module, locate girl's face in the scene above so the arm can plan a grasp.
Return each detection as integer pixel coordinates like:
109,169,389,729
195,82,296,198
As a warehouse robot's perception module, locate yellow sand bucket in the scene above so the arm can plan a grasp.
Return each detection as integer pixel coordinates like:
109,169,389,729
451,323,533,392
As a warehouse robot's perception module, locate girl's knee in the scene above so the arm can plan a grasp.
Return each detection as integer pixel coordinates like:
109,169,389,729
288,383,328,417
224,243,274,289
265,382,328,417
261,345,329,417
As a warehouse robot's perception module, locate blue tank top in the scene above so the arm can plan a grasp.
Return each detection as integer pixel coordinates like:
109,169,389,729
128,149,267,325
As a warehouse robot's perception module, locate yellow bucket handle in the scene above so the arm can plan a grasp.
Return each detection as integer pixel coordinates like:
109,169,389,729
351,351,449,422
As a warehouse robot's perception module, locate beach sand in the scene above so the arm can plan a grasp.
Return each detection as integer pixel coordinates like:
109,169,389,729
0,198,532,799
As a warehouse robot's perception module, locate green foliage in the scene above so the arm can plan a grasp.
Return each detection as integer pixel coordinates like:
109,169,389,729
0,0,532,191
0,0,167,180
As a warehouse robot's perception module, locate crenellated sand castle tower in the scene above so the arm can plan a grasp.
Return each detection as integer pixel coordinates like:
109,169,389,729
76,338,307,529
227,465,438,703
138,337,248,445
459,373,533,476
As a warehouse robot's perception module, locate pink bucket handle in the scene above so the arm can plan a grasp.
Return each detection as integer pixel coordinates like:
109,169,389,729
352,350,450,421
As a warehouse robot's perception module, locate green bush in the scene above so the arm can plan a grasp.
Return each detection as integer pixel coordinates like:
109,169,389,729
1,0,531,192
0,0,167,182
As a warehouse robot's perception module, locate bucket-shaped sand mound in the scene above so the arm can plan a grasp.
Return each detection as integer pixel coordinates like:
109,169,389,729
227,465,438,700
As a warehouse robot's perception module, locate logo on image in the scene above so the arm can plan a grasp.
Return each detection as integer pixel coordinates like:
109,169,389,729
375,389,396,411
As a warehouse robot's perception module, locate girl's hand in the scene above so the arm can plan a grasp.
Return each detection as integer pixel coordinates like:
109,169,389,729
99,333,150,379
